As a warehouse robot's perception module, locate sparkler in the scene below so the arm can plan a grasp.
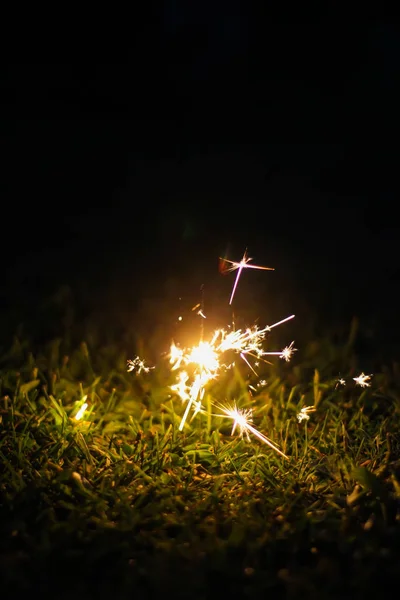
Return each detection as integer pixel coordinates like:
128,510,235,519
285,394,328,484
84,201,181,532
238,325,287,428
220,249,274,305
169,314,295,431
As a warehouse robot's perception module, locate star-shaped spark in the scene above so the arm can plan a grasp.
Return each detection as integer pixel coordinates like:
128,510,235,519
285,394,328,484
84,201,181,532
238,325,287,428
353,372,373,388
262,340,297,362
213,402,288,458
335,377,346,389
280,341,297,362
220,249,274,305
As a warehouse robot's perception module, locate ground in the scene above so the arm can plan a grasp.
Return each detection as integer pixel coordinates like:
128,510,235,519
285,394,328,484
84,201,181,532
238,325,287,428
1,315,400,599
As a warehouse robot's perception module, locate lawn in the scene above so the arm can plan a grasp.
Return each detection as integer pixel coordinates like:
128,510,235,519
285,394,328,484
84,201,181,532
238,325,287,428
1,313,400,600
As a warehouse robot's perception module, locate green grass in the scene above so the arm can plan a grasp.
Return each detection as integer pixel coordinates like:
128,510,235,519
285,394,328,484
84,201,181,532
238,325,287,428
1,324,400,600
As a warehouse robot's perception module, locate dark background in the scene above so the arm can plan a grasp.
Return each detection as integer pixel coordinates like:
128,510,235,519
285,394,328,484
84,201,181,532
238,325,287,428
1,11,399,360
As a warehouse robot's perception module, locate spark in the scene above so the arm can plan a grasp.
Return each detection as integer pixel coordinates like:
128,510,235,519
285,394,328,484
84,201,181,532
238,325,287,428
169,344,185,370
262,340,297,362
353,372,373,388
192,399,204,419
214,402,288,458
127,356,154,375
170,371,190,401
267,315,296,330
335,377,346,389
74,398,88,421
179,371,210,431
281,341,297,362
192,303,206,319
297,406,316,423
240,352,259,376
220,249,274,305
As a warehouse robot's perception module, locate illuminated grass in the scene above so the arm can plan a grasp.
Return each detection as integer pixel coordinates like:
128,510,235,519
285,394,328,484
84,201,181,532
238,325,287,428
1,329,400,599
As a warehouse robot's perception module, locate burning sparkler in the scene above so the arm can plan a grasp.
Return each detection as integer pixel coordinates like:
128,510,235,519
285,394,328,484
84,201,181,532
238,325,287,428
219,249,274,305
169,314,295,430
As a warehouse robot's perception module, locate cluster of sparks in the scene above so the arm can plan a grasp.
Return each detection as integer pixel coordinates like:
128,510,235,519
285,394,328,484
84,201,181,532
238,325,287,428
127,356,154,375
169,314,296,440
335,372,373,389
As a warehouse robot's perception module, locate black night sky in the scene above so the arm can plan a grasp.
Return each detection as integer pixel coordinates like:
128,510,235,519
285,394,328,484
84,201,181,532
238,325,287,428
1,13,399,360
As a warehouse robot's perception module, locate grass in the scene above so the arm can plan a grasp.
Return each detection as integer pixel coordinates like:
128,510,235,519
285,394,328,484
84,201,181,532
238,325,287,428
1,318,400,600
